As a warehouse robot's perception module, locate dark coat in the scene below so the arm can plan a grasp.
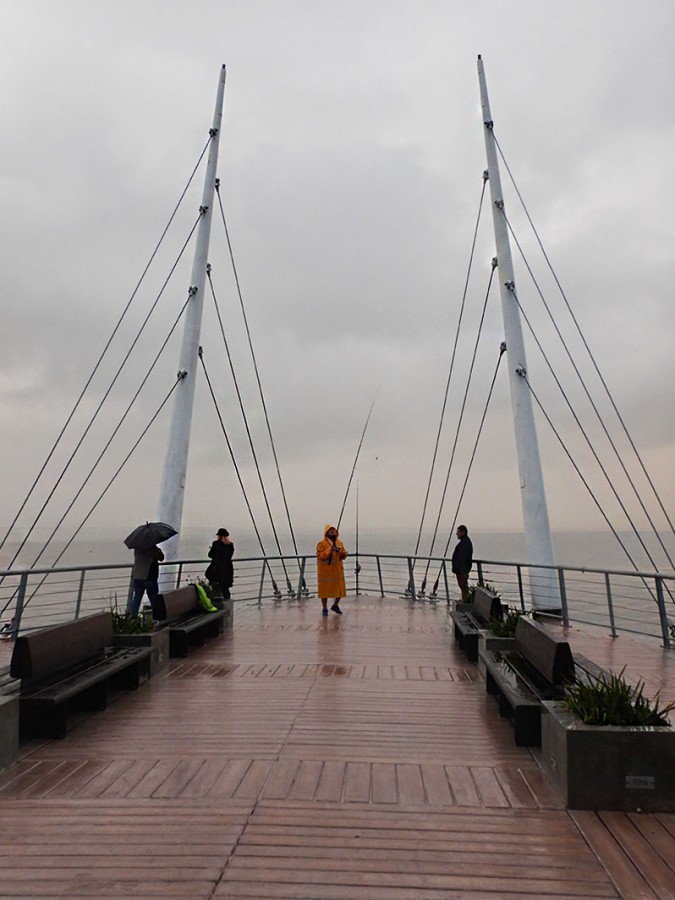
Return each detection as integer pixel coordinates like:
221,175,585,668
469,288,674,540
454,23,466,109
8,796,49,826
205,539,234,588
451,534,473,574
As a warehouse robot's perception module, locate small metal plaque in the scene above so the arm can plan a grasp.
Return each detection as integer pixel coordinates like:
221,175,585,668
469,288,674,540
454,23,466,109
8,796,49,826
625,775,655,790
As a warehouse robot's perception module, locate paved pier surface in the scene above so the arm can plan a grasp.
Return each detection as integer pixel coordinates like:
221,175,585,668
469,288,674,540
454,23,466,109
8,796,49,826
0,595,673,898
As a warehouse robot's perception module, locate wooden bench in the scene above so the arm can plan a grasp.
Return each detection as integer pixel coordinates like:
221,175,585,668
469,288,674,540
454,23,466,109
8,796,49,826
155,585,226,658
479,616,575,746
10,611,153,739
451,586,503,663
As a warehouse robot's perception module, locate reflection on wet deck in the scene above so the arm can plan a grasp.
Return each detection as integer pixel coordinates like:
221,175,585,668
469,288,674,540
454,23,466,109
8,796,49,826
0,595,673,898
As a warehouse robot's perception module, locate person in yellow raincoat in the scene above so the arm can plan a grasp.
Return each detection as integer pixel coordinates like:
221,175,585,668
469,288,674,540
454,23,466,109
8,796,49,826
316,524,348,616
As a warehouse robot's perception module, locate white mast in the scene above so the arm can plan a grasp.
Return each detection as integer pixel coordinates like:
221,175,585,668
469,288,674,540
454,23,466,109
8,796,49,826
477,55,559,611
157,64,227,563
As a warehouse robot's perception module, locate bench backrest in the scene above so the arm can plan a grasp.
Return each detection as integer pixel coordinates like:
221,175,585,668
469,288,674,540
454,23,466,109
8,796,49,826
473,587,503,624
10,611,112,682
155,584,199,621
514,616,575,685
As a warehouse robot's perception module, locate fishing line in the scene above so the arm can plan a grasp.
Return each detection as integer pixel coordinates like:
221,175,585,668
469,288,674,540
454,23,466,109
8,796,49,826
336,390,379,531
0,138,212,557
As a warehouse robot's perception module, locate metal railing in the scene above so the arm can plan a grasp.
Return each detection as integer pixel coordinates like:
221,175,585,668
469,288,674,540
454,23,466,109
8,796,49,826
1,553,673,648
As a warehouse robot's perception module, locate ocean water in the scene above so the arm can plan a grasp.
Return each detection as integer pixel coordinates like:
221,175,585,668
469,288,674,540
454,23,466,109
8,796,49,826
2,526,674,575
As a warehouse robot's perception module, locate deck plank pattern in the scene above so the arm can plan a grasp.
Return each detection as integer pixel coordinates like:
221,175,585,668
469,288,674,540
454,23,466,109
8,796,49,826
0,595,673,897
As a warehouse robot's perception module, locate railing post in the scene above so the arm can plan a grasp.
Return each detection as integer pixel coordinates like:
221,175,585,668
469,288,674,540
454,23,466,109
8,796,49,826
258,562,266,606
176,562,184,589
407,558,417,601
75,569,86,619
376,556,384,597
557,568,569,626
355,555,360,596
655,576,671,649
296,557,307,600
516,565,525,611
604,572,617,639
12,571,29,636
476,561,484,586
442,560,450,606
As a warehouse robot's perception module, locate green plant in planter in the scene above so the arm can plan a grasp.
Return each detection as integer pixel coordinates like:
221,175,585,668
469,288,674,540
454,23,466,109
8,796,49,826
487,607,527,637
110,606,153,635
561,666,675,727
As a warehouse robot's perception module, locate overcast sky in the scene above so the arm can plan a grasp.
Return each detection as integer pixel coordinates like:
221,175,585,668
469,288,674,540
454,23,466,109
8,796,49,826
1,0,674,567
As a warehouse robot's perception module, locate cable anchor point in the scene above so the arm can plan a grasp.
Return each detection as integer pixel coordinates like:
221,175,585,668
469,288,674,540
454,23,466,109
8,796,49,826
484,119,494,130
209,127,219,138
515,365,527,377
505,281,515,292
177,369,188,381
199,205,209,216
495,199,504,210
483,169,489,182
188,285,198,296
491,256,498,270
499,341,507,356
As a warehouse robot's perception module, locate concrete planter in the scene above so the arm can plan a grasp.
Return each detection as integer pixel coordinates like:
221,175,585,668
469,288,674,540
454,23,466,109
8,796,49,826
113,628,170,678
0,694,19,771
541,701,675,812
477,634,515,680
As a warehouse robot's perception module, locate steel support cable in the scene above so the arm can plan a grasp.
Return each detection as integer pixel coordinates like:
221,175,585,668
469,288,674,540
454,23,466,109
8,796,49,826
17,376,184,614
493,131,675,541
413,174,488,561
25,291,195,573
198,350,281,596
419,264,497,591
0,215,202,582
0,138,213,558
206,266,294,594
501,206,675,572
431,346,506,595
215,182,299,557
509,283,674,598
522,375,659,602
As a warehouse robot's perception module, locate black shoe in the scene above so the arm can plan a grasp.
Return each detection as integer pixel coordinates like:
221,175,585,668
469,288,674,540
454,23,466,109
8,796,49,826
330,604,342,614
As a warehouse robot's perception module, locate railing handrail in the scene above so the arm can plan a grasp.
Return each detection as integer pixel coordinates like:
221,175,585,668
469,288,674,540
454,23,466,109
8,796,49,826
3,553,674,582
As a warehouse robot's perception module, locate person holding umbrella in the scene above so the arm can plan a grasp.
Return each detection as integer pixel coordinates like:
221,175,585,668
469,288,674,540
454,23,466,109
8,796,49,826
124,522,177,618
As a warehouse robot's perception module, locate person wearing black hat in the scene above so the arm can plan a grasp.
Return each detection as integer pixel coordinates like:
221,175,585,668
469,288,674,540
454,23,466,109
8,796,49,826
205,528,234,599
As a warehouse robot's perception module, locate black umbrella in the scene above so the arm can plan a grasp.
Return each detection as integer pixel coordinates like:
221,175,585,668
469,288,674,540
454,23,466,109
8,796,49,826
124,521,178,550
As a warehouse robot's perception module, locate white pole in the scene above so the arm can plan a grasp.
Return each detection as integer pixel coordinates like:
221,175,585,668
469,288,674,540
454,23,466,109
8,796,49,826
477,55,560,611
157,65,227,564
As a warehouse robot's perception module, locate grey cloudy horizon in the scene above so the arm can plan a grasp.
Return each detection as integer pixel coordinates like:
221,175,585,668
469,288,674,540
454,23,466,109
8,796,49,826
1,0,674,570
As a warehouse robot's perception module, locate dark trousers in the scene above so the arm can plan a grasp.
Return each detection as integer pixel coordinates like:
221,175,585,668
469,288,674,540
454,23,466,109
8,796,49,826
130,578,159,617
455,571,470,601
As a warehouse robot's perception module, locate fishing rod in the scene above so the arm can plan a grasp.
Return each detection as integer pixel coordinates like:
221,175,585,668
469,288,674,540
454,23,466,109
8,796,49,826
336,391,378,531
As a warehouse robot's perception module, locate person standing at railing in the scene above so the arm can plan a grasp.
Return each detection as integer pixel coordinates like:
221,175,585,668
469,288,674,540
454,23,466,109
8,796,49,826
205,528,235,600
130,545,164,617
317,524,348,616
451,525,473,601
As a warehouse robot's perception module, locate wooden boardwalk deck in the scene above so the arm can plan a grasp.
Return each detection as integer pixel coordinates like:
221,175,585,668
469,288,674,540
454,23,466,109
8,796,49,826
0,595,673,898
